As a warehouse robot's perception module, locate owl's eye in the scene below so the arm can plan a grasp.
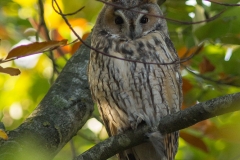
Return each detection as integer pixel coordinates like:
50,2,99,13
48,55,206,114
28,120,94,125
115,16,124,25
140,16,148,24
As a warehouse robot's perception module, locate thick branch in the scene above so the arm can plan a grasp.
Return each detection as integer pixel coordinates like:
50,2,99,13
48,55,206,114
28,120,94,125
76,92,240,160
0,37,93,160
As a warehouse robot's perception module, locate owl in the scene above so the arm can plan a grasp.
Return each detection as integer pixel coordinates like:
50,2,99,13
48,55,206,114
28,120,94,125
88,0,182,160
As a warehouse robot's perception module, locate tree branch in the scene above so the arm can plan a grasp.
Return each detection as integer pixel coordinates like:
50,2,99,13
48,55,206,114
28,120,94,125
0,37,93,160
75,92,240,160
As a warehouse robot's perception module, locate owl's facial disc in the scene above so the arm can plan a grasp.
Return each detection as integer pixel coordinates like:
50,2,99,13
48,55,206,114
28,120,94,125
99,3,166,41
114,9,148,40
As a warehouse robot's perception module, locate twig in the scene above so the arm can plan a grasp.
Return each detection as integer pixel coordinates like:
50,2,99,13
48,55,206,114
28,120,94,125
97,0,227,25
184,65,240,88
206,0,240,6
70,139,77,159
52,4,85,16
180,45,204,63
38,0,59,82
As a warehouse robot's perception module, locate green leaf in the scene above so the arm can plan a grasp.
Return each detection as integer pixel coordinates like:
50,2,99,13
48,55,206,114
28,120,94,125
195,7,240,44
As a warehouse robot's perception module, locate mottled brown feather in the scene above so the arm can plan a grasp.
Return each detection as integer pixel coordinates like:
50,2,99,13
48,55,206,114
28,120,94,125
88,1,182,160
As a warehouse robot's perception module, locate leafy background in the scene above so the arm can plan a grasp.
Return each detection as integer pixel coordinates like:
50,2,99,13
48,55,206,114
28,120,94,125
0,0,240,159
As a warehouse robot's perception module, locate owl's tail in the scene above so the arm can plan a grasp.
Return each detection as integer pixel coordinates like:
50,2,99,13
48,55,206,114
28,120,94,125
149,131,179,160
119,131,179,160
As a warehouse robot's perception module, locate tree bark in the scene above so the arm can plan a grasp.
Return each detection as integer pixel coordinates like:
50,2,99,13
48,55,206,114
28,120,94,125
0,37,93,160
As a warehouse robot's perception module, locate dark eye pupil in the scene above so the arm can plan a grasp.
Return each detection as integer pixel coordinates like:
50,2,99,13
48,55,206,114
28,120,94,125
115,16,124,25
140,16,148,24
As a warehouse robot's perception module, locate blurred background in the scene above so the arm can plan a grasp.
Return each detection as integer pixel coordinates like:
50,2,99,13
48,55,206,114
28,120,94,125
0,0,240,159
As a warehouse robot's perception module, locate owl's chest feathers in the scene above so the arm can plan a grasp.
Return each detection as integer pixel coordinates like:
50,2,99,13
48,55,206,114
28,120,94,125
89,51,180,126
89,33,181,127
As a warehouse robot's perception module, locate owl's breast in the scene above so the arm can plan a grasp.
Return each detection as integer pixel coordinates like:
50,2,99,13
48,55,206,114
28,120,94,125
88,48,181,128
88,31,181,129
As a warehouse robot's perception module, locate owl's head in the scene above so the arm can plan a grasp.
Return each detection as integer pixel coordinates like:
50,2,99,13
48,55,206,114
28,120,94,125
93,0,168,41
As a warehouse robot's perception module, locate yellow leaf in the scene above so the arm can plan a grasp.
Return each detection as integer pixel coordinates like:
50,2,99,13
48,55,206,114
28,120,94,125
0,66,21,76
5,39,68,60
0,129,8,140
217,125,240,143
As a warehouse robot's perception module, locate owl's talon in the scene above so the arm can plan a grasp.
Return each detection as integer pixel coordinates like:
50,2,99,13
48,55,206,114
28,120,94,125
135,116,143,129
129,114,144,130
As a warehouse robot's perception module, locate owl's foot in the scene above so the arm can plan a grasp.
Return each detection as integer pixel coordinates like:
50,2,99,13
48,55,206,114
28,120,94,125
129,115,144,130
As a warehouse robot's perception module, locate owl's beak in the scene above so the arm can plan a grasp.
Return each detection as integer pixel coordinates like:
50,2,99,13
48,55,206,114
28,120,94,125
129,25,137,40
129,32,136,40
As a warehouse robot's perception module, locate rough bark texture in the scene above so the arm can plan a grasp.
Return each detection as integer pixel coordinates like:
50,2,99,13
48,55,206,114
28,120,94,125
0,37,93,160
76,92,240,160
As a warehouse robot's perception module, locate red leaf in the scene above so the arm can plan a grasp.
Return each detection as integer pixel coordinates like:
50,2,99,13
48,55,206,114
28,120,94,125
180,131,209,153
191,120,220,139
199,56,215,74
182,78,193,95
51,30,71,58
0,66,20,76
177,46,202,65
5,40,68,60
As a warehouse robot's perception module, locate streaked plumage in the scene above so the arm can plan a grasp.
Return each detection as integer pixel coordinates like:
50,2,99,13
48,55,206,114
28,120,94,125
88,0,182,159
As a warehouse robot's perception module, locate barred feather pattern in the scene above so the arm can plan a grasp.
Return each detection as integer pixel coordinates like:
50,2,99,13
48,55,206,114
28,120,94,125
88,30,182,160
